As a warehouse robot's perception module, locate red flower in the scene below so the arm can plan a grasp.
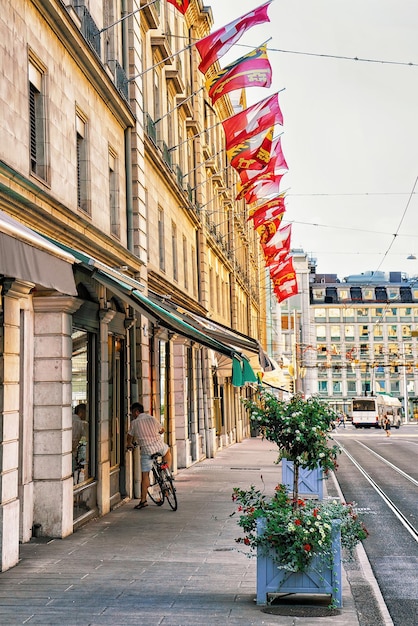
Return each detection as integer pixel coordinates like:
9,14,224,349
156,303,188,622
294,519,301,526
237,505,243,512
244,537,251,546
313,509,318,517
303,544,311,551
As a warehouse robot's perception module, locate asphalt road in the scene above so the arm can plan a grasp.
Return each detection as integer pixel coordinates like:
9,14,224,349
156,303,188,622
332,424,418,626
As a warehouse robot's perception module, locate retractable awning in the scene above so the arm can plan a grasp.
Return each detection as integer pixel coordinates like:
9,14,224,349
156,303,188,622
0,210,77,295
48,242,258,385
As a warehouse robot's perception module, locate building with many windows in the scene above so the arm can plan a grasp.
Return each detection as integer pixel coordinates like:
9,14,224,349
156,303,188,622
0,0,268,572
292,259,418,419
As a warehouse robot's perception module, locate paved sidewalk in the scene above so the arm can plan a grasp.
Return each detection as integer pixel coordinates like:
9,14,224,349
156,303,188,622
0,438,381,625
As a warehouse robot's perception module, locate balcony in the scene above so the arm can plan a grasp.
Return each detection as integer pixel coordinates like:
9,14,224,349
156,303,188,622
107,59,128,101
145,113,158,146
74,5,101,57
162,142,173,170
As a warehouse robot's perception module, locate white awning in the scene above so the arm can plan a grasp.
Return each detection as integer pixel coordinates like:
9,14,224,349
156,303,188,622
0,210,77,295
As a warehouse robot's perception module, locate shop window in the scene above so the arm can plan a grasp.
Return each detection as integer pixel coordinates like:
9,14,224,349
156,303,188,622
72,329,94,489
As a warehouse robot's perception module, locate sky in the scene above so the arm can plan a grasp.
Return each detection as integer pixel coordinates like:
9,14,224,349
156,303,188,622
204,0,418,281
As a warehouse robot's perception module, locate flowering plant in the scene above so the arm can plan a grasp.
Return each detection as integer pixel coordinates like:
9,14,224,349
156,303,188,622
242,392,339,504
232,484,369,572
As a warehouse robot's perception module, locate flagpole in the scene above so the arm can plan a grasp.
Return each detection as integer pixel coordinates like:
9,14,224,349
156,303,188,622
94,0,159,36
154,86,204,125
128,42,194,81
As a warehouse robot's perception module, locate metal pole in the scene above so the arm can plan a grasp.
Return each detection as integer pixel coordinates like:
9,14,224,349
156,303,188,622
401,342,409,423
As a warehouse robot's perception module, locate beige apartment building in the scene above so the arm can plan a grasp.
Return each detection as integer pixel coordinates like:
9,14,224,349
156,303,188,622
0,0,268,571
286,253,418,420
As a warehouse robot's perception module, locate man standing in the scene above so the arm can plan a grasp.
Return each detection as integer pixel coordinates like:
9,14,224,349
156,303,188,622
126,402,172,509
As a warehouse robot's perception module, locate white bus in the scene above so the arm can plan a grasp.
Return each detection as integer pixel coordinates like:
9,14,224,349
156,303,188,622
351,395,402,429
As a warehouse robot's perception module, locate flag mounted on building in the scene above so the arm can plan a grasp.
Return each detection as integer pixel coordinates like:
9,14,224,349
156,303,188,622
238,136,288,187
256,213,286,246
196,1,273,74
228,126,275,173
241,174,286,204
248,195,286,224
222,92,283,152
167,0,190,14
271,258,298,303
261,223,292,266
206,45,272,105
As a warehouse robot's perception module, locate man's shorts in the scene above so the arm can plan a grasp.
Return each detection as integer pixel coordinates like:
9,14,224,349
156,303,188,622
141,442,170,472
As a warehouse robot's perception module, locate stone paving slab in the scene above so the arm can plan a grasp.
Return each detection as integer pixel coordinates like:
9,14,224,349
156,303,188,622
0,437,369,625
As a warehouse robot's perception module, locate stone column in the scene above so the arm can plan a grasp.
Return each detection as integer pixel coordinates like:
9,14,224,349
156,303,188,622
97,308,116,516
32,295,82,538
0,279,34,571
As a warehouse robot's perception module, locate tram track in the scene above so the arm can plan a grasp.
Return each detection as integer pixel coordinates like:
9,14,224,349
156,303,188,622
334,439,418,543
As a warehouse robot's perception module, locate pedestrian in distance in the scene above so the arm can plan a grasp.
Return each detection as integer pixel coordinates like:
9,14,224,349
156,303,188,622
383,415,391,437
338,412,346,429
126,402,172,509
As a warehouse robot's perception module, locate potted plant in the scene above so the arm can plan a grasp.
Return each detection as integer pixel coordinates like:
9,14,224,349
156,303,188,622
234,391,368,606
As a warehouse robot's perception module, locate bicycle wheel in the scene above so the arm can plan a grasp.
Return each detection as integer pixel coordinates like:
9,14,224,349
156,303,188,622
147,468,164,506
161,469,178,511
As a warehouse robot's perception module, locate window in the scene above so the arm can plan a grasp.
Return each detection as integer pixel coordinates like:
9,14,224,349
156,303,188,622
345,325,354,339
387,289,399,301
343,308,355,318
338,288,350,301
374,343,384,356
330,325,340,340
191,245,197,297
356,308,368,318
329,308,340,319
76,113,89,213
316,325,326,339
312,288,325,302
183,235,188,289
390,381,400,394
29,59,48,180
388,325,398,339
153,67,161,140
360,325,369,338
374,324,383,338
400,307,412,317
363,288,374,300
314,308,326,318
109,149,119,238
158,207,165,271
333,381,342,393
318,381,328,393
347,381,357,393
72,329,93,488
172,221,178,281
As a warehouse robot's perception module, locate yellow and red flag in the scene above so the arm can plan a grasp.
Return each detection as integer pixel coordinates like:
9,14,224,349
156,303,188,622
248,196,286,227
228,126,274,173
239,136,288,186
196,1,272,74
256,214,285,246
206,45,272,105
261,224,292,266
240,174,286,204
271,258,298,303
222,92,283,152
167,0,190,15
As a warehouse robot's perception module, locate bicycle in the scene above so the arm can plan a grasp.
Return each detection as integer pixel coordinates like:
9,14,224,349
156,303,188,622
147,452,178,511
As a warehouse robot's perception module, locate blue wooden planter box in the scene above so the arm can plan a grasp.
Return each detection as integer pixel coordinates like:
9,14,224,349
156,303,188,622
281,459,324,500
256,519,342,607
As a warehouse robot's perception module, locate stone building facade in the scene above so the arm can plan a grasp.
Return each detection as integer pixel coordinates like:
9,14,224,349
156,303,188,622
0,0,267,571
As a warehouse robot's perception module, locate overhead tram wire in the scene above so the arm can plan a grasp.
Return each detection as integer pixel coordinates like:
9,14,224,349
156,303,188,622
165,32,418,70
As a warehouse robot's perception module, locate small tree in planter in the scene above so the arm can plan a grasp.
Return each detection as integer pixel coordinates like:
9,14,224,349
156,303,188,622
243,392,339,506
234,391,368,605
